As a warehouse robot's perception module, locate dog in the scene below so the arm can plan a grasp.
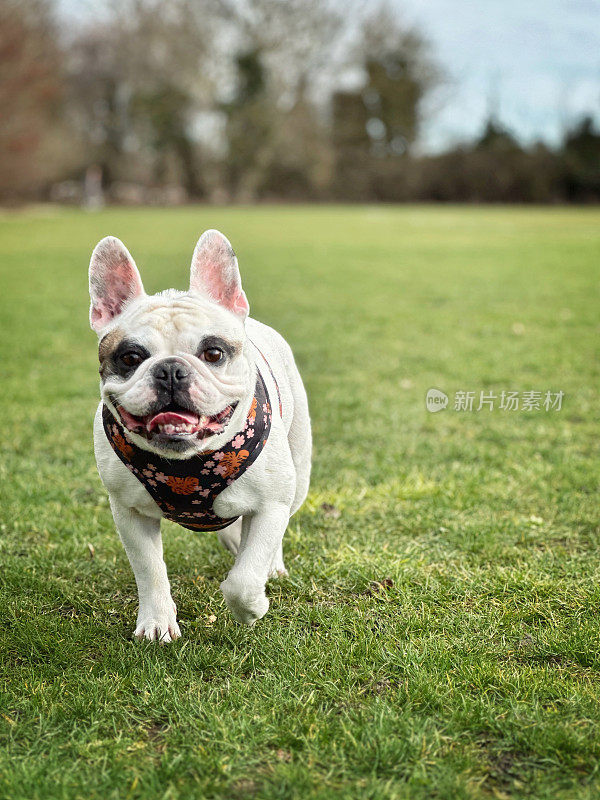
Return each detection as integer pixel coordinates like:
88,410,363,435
89,229,311,642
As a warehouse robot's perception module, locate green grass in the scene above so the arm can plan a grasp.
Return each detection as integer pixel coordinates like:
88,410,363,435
0,204,599,800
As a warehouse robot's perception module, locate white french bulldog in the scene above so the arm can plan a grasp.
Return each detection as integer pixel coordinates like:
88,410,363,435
89,229,311,642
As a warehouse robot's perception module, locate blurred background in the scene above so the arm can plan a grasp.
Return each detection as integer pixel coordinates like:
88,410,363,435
2,0,599,206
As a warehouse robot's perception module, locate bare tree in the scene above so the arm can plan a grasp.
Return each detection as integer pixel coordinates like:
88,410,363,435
330,3,440,197
357,3,440,154
0,0,452,203
211,0,349,199
0,0,62,198
63,0,217,194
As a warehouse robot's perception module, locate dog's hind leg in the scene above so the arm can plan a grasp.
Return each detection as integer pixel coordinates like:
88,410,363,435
220,517,286,576
268,539,288,578
217,518,242,555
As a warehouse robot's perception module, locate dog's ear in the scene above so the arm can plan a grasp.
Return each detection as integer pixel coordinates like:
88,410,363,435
89,236,145,333
189,229,249,319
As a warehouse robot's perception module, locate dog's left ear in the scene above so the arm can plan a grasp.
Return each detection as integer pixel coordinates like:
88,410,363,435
89,236,145,333
190,229,249,319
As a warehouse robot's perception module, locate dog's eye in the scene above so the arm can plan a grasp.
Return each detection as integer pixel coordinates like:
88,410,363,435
120,351,144,368
202,347,223,364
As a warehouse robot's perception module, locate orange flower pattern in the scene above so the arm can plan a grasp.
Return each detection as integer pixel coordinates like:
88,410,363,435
217,450,249,478
166,476,199,495
112,429,133,458
102,369,278,532
248,396,258,424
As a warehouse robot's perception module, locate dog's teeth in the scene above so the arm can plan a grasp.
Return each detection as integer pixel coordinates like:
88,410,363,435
199,415,209,427
155,421,196,436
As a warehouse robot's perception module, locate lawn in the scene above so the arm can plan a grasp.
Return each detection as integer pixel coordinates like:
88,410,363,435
0,204,599,800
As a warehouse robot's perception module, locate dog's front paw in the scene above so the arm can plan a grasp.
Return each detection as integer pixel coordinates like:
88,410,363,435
220,578,269,626
134,601,180,643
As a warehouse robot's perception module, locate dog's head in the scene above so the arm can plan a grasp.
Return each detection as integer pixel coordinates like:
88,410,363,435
89,230,253,457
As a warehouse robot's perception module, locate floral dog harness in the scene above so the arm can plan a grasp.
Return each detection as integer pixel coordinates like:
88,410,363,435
103,369,275,532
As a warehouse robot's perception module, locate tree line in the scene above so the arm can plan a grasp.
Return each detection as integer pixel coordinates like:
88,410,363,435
2,0,599,204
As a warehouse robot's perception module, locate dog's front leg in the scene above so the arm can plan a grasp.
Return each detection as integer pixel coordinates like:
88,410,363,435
220,502,289,625
110,500,180,643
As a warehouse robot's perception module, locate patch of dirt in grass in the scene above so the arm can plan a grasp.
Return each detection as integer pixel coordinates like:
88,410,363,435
476,740,525,790
357,677,397,696
366,578,394,595
56,604,79,618
320,503,341,519
487,750,519,789
372,678,394,694
144,720,169,753
229,779,258,796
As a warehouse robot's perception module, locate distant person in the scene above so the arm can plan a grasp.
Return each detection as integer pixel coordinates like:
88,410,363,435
83,165,104,210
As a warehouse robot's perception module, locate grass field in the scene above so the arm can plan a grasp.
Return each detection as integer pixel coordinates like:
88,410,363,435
0,205,599,799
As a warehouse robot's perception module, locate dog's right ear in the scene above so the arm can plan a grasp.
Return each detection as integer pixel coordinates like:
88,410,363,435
89,236,145,333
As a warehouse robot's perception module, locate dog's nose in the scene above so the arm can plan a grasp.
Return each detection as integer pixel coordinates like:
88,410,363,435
153,359,191,390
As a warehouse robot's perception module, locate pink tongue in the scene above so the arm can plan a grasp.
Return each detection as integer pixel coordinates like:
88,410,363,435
147,410,200,431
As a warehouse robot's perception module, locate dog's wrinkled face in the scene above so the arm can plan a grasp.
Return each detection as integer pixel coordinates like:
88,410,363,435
89,230,253,457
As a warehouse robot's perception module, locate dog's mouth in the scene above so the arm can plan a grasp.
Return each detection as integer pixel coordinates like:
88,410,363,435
112,398,237,441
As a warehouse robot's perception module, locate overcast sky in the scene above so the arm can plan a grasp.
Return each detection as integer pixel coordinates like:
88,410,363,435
395,0,600,151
